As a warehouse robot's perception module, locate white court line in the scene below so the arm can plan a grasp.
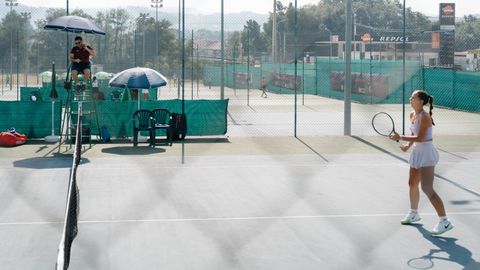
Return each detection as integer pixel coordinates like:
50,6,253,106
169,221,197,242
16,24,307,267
2,211,480,226
6,161,477,171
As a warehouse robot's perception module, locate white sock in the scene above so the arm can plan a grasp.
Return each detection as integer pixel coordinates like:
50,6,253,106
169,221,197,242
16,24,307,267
439,216,449,223
410,209,418,213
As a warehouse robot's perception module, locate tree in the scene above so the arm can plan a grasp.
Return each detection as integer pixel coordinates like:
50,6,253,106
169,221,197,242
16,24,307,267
455,16,480,51
259,0,437,61
241,19,268,59
0,11,25,64
155,19,178,72
33,8,70,71
108,9,130,64
226,31,241,61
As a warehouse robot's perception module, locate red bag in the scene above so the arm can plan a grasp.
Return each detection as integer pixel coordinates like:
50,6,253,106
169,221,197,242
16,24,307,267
0,130,27,147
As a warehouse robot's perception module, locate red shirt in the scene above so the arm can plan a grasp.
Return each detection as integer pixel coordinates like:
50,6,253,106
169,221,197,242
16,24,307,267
70,45,92,64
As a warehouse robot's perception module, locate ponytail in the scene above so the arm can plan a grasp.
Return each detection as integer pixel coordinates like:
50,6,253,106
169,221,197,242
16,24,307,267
414,90,436,126
428,95,435,126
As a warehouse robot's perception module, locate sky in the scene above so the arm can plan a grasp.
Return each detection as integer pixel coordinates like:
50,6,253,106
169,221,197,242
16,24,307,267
16,0,480,17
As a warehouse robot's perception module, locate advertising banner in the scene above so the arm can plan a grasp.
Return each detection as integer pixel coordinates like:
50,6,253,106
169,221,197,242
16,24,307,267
330,71,390,98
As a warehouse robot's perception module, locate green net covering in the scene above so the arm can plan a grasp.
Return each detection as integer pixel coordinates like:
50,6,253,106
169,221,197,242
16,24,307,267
204,60,480,112
74,99,229,138
0,101,62,138
20,85,158,103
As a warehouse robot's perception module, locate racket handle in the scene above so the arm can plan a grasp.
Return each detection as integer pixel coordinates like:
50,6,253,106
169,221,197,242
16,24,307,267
391,130,399,143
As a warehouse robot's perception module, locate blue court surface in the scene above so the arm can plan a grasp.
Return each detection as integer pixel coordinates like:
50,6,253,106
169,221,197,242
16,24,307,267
1,135,479,270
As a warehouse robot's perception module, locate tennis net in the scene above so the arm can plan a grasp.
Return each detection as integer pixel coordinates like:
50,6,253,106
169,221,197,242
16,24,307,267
55,103,83,270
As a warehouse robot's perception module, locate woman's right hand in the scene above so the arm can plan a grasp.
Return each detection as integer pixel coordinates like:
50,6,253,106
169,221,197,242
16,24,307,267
400,144,410,152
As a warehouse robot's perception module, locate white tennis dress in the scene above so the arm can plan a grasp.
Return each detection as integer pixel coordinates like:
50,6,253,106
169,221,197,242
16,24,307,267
409,112,439,169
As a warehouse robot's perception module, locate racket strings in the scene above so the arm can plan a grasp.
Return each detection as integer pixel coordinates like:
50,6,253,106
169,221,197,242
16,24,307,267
372,113,395,136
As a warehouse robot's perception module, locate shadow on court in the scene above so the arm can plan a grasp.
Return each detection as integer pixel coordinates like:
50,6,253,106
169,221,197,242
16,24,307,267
182,138,231,144
101,146,166,155
295,137,329,162
450,200,480,205
407,224,480,270
13,154,90,169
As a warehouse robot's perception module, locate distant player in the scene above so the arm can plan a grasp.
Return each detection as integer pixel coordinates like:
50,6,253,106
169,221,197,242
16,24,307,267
261,77,268,98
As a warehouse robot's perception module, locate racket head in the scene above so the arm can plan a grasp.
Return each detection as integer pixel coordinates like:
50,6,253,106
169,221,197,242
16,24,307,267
372,112,396,137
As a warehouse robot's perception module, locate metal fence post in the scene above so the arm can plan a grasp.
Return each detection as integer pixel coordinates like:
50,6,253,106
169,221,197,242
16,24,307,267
344,0,352,136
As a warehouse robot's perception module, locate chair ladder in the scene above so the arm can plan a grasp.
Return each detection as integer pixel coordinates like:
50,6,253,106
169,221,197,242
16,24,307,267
58,79,101,151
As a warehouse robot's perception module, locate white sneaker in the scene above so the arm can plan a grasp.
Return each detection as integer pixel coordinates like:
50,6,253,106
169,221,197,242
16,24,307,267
431,220,454,235
400,211,422,225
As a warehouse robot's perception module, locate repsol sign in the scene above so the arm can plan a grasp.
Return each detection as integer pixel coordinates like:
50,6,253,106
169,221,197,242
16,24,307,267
359,33,413,42
378,36,410,42
440,3,455,25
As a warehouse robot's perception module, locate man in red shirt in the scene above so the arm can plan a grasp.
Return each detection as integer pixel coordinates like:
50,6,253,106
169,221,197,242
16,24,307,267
70,36,96,91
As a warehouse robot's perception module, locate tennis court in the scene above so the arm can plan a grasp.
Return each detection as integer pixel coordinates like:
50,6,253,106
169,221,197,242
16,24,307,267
1,86,479,269
2,0,480,268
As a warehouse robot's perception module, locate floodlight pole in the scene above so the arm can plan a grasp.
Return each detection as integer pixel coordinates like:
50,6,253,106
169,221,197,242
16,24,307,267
182,0,185,111
294,0,298,137
177,0,181,98
325,27,332,65
21,12,31,87
134,29,137,66
272,0,277,63
181,0,185,164
16,28,19,99
402,0,406,135
302,52,305,106
233,43,237,95
36,40,39,84
191,30,194,100
247,29,250,106
5,0,18,92
196,44,199,97
151,0,163,70
220,0,224,100
66,0,69,76
140,13,149,66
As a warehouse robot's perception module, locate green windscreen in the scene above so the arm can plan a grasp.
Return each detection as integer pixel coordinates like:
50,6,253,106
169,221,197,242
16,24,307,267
0,101,62,138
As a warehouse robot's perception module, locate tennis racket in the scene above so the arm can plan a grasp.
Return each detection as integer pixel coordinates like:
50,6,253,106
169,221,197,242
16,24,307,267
372,112,398,142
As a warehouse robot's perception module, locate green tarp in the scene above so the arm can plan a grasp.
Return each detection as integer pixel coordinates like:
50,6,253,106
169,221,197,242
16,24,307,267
76,99,229,138
0,101,62,138
0,99,228,139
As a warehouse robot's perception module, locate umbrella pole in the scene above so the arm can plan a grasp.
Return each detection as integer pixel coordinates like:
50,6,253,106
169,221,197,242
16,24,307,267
45,100,60,142
51,100,55,136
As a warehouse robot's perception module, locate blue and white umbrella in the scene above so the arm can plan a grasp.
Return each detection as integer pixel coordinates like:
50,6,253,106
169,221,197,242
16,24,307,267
44,15,106,35
108,67,168,89
109,67,168,109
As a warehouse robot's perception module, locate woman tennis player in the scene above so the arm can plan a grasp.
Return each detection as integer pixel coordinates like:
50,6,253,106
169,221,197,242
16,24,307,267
389,90,454,235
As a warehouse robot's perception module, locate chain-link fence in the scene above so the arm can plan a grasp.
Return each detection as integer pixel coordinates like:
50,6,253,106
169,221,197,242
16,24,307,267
1,0,480,138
